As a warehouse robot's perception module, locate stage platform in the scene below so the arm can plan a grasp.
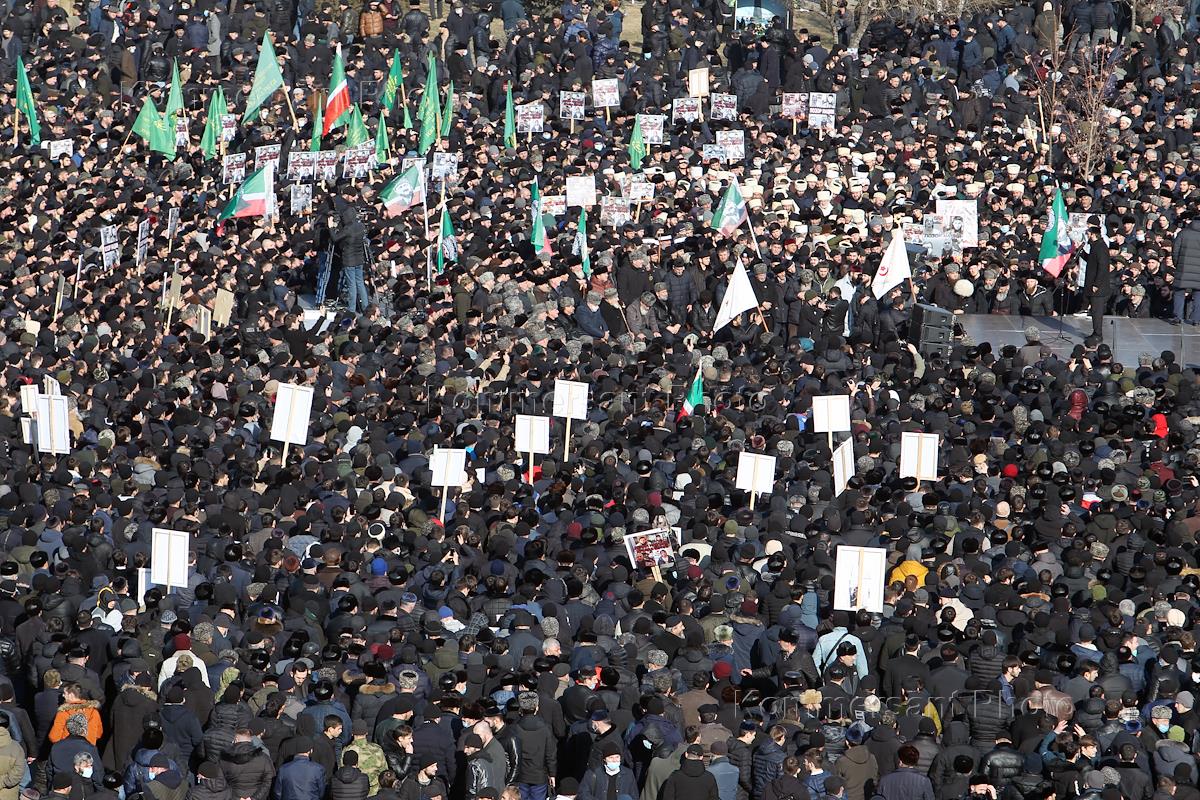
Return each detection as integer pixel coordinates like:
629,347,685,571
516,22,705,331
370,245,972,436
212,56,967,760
956,314,1200,367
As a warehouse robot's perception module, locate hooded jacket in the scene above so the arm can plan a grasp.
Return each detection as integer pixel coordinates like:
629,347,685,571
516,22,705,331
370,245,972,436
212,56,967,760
662,758,720,800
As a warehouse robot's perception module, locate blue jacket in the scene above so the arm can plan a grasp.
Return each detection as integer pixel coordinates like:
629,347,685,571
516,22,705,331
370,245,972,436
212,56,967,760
707,757,740,800
876,767,934,800
275,755,327,800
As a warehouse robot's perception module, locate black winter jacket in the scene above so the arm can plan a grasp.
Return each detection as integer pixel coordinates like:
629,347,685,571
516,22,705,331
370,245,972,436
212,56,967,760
514,715,556,784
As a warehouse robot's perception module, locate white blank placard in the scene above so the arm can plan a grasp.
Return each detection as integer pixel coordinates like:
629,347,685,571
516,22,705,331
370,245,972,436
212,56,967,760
515,414,551,454
900,432,940,481
834,545,888,613
19,385,37,414
150,527,190,589
833,437,856,497
429,448,468,487
735,452,777,495
813,395,852,433
20,418,32,445
552,379,590,420
270,383,315,446
33,394,70,454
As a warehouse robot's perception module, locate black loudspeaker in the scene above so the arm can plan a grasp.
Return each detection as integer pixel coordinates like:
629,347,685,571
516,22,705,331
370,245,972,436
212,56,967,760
908,303,953,358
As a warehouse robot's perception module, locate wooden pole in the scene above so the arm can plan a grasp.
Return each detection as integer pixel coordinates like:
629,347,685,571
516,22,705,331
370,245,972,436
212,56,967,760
439,485,449,523
827,430,833,453
11,105,18,147
563,416,572,462
528,450,534,486
283,86,300,131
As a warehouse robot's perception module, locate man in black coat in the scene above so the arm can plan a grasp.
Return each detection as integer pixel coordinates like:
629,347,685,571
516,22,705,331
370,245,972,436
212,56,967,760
1082,225,1111,338
330,204,373,315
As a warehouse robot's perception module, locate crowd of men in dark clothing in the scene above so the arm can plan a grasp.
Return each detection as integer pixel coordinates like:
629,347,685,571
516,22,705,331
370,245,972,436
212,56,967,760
2,1,1200,800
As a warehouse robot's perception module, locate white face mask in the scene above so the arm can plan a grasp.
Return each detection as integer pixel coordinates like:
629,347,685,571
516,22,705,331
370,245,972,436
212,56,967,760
81,767,93,778
604,762,621,775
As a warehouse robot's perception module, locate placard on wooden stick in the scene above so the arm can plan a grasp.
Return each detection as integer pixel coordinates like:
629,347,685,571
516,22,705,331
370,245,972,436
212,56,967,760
33,394,70,455
552,379,590,462
270,383,314,463
515,414,551,485
430,447,468,522
833,437,855,497
899,431,940,482
834,545,887,613
813,394,852,450
735,452,777,509
150,527,190,590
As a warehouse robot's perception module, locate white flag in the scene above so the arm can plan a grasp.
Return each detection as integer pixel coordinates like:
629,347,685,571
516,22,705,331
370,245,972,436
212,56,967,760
872,230,911,300
713,259,759,333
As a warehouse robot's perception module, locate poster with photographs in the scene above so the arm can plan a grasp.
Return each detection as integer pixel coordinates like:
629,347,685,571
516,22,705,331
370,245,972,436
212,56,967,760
834,545,887,613
540,195,567,217
175,116,189,146
591,78,620,108
710,93,738,121
600,196,631,227
781,92,809,120
623,527,680,568
628,180,654,202
135,219,151,267
672,98,702,123
220,114,238,142
316,151,340,182
935,199,979,248
432,152,460,181
290,184,313,215
253,144,281,173
715,130,745,161
808,92,837,130
47,139,73,159
100,225,119,269
167,207,180,241
919,215,954,257
342,144,374,180
637,114,665,145
517,102,544,134
221,152,246,184
288,151,318,181
560,91,586,120
701,144,727,162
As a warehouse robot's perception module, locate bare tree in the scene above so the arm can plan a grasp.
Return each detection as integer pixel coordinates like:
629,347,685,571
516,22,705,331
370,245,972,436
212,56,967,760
1034,43,1122,181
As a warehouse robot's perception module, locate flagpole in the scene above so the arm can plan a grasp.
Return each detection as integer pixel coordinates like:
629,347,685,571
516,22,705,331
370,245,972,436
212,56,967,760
424,173,433,288
283,85,300,131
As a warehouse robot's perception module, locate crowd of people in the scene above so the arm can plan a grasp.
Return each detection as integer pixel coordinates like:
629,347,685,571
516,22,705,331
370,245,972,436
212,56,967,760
1,1,1200,800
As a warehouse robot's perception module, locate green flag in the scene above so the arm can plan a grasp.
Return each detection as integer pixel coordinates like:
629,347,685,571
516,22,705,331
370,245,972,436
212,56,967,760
375,110,391,165
629,115,646,172
401,104,413,131
437,205,457,274
573,208,591,277
166,58,185,118
503,85,516,149
530,177,552,256
243,31,285,122
382,48,405,112
310,103,323,152
1039,187,1075,278
439,80,454,139
418,91,438,155
200,86,227,161
15,55,40,146
417,51,438,124
133,98,176,159
131,97,160,143
345,105,369,148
